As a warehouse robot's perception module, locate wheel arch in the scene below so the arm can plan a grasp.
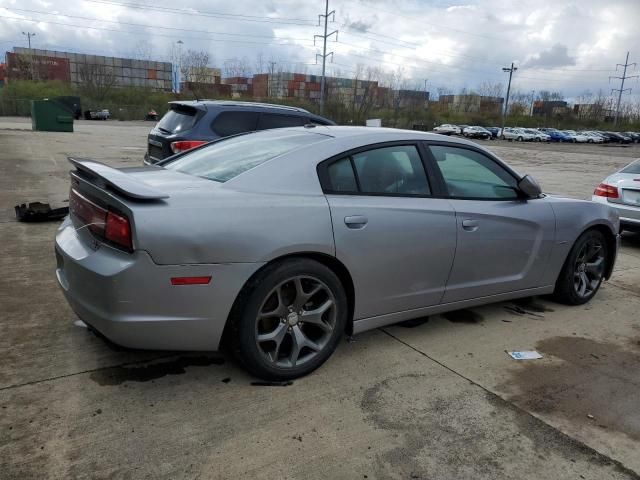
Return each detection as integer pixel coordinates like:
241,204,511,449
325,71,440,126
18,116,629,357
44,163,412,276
221,252,356,347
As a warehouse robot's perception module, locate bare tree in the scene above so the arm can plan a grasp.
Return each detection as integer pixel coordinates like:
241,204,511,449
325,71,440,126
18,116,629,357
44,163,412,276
78,63,117,100
177,50,216,99
132,40,154,61
223,57,251,78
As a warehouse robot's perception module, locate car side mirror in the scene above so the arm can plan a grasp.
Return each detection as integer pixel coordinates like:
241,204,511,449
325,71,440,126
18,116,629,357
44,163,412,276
518,174,542,198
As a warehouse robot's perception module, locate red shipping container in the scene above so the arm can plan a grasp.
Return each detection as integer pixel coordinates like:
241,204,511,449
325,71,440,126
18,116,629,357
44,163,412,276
7,52,70,82
293,73,305,81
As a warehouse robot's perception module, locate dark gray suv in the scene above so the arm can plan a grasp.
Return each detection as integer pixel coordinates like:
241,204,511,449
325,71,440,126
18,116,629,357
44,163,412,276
145,100,336,164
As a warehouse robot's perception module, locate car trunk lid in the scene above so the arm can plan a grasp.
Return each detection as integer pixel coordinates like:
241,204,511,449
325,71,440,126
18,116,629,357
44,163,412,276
68,158,221,252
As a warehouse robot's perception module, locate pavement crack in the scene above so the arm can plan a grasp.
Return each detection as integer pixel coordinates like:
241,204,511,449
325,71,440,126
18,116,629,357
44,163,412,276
378,327,640,479
0,353,177,392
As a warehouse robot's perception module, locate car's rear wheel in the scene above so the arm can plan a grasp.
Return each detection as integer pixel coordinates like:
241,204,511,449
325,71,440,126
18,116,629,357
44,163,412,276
552,229,609,305
233,259,347,380
517,136,523,142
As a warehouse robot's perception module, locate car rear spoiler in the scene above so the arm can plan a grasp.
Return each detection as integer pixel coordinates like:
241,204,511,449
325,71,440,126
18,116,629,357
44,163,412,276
68,157,169,200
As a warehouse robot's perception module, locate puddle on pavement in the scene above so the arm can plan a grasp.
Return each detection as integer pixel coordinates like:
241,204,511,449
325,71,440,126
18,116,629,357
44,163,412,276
90,355,225,386
498,336,640,441
442,309,483,324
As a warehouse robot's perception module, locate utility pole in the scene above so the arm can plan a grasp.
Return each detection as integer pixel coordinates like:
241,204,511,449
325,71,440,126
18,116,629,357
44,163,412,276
610,52,637,126
501,62,517,137
22,31,36,49
268,61,277,98
529,89,535,116
176,40,183,94
314,0,337,114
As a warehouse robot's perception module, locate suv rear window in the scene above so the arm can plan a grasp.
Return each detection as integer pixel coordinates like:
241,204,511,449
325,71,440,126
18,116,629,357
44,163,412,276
211,111,259,137
157,106,197,134
165,130,329,183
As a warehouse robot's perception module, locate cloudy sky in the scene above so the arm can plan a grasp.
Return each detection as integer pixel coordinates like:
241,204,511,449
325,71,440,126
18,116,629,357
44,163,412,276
1,0,639,99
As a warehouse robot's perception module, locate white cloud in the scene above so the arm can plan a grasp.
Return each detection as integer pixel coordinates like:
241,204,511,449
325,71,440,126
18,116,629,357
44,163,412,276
0,0,638,98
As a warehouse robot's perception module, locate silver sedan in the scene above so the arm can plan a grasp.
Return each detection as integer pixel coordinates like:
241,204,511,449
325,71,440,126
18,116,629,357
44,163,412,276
55,127,620,379
592,158,640,232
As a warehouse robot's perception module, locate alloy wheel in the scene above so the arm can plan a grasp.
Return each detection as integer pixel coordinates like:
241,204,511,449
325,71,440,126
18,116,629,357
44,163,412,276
255,275,337,368
573,238,606,298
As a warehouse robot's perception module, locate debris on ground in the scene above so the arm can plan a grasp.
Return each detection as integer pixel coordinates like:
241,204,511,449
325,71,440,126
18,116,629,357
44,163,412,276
506,350,543,360
15,202,69,222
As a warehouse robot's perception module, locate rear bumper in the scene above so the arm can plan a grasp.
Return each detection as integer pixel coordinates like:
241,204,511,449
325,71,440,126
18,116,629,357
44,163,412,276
55,217,263,350
592,196,640,229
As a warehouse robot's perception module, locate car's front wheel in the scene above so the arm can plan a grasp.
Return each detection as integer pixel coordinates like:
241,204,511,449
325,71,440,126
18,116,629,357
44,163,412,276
552,229,609,305
232,259,347,380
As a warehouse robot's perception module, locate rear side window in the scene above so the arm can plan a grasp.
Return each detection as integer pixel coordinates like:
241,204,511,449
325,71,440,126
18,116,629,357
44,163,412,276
157,106,197,134
327,157,358,192
211,111,259,137
165,131,329,183
325,145,430,195
621,160,640,174
257,113,306,130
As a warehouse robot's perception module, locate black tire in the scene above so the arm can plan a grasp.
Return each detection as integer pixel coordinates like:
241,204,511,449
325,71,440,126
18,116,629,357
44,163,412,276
231,258,348,380
517,136,523,142
552,229,609,305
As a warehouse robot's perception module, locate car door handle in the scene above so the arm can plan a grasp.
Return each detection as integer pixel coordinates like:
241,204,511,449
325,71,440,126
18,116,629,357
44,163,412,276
462,219,479,231
344,215,368,229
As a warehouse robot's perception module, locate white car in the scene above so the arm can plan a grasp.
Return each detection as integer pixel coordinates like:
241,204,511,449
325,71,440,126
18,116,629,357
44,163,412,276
562,130,589,143
433,124,461,135
502,128,535,141
524,129,550,142
592,158,640,232
581,131,604,143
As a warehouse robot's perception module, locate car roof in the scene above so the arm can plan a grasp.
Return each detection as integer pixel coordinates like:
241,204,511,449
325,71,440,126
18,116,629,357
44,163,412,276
169,100,310,114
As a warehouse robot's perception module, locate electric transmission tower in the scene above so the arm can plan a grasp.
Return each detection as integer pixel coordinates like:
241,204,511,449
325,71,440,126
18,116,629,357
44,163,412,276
314,0,338,114
609,52,637,126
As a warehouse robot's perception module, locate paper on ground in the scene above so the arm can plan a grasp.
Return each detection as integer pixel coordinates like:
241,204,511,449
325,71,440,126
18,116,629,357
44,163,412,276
507,350,543,360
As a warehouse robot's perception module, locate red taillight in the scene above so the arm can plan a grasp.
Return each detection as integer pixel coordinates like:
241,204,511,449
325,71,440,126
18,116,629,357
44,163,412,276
170,276,212,286
105,211,132,251
69,188,133,251
69,188,107,235
594,183,619,198
170,140,207,154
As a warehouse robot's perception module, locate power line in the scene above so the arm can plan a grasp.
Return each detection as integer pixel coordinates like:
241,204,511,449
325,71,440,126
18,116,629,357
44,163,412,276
5,7,313,42
609,51,638,126
82,0,316,26
0,14,314,47
315,0,338,114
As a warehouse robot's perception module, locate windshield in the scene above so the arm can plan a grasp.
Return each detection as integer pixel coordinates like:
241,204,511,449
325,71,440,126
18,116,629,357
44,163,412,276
164,130,330,182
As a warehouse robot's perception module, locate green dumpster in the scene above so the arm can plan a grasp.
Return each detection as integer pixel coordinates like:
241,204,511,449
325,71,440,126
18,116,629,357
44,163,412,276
31,99,74,132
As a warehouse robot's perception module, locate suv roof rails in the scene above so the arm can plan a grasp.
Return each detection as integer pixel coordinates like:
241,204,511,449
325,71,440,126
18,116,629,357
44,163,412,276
169,99,310,114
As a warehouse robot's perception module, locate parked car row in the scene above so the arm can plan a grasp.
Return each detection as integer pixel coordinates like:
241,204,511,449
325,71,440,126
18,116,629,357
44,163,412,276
432,124,640,144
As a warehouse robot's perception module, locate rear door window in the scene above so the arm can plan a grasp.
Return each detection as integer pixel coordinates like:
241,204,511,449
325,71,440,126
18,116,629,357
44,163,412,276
257,113,307,130
157,106,198,134
324,145,430,195
211,111,259,137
